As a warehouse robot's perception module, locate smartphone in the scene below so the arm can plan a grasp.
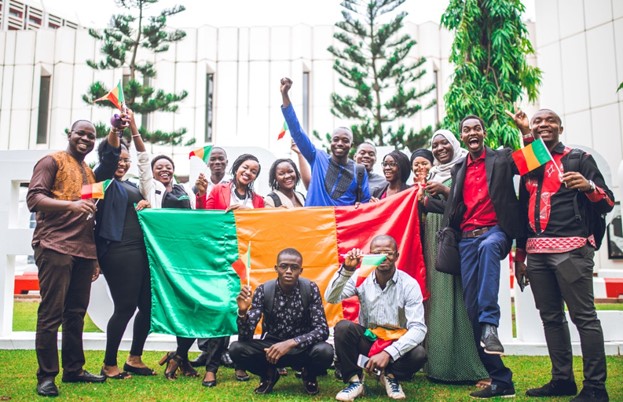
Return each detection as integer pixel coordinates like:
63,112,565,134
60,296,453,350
357,354,380,375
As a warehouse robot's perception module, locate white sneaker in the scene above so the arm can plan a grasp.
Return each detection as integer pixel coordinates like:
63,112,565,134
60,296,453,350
381,374,406,400
336,381,365,401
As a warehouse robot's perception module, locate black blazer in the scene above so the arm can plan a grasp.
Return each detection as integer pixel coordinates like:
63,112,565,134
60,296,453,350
444,146,524,241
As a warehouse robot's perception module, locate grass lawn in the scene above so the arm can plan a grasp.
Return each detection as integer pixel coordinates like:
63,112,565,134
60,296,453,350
13,300,101,332
6,301,622,401
0,351,621,401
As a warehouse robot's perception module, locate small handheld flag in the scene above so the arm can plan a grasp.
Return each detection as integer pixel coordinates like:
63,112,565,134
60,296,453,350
277,121,288,140
81,179,112,199
511,138,553,176
189,145,213,163
355,254,387,287
94,81,125,111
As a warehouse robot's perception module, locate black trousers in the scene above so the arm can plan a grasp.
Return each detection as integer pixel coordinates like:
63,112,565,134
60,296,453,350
34,247,95,380
99,244,151,366
527,246,607,391
229,339,333,379
333,320,427,382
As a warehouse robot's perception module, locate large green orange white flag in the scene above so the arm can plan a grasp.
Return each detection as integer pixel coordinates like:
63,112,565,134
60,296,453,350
137,187,426,338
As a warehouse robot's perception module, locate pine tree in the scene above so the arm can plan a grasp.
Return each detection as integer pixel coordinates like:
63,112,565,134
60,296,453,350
83,0,192,146
441,0,541,149
325,0,435,151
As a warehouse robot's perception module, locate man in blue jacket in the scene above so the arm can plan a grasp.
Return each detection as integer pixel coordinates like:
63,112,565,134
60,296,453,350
280,77,370,206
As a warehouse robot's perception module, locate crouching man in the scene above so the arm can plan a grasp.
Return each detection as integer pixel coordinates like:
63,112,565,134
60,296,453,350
326,235,427,401
229,248,333,395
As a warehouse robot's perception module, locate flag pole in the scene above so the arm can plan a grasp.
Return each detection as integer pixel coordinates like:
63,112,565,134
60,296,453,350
539,138,564,182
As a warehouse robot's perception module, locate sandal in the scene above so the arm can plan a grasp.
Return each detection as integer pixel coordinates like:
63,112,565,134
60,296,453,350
235,369,250,382
100,367,132,380
123,363,156,376
159,351,182,380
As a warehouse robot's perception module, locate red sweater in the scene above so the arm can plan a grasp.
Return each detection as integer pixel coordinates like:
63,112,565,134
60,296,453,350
196,182,264,210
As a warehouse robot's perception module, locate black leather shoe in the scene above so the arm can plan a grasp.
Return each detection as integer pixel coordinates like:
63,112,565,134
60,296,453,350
37,379,59,397
254,368,280,395
301,369,319,395
62,370,106,383
190,351,209,368
526,379,577,397
221,351,235,368
570,387,609,402
470,384,515,399
480,324,504,355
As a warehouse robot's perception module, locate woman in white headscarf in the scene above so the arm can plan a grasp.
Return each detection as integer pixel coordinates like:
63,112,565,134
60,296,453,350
420,129,489,386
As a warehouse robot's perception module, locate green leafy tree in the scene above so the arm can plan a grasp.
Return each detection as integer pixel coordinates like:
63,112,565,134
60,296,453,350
322,0,436,151
83,0,193,146
441,0,541,149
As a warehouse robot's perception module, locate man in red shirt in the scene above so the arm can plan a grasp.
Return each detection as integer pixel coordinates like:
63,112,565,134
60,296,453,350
512,109,613,402
444,115,525,399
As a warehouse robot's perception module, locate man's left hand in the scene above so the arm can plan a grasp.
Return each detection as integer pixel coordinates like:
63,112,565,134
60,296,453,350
92,265,100,282
365,351,391,375
561,171,592,192
264,339,297,365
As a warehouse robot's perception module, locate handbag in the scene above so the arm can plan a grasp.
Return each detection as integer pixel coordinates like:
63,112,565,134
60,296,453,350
435,226,461,276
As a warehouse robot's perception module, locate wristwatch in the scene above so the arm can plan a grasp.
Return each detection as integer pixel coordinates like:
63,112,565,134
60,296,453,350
585,180,596,193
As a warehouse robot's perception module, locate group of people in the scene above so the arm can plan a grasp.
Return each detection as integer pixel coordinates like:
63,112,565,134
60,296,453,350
26,77,613,401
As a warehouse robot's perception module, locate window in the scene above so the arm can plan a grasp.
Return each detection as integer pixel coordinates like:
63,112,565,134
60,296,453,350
302,71,310,132
36,75,51,144
205,73,214,143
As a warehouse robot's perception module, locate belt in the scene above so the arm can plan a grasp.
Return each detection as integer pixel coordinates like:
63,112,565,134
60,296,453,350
462,227,492,239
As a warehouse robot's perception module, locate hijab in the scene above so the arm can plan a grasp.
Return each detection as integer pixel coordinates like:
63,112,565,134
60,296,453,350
427,129,467,184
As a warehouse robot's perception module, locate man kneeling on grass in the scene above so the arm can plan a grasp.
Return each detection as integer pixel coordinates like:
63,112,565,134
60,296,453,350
325,235,427,401
229,248,333,395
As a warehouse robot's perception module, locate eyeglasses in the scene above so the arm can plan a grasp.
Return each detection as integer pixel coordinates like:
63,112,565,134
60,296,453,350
370,250,397,258
277,263,302,272
381,162,398,168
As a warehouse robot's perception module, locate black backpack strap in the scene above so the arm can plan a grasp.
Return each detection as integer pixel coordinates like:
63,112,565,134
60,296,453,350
262,279,277,334
298,278,312,311
355,163,365,203
564,149,585,223
267,192,282,207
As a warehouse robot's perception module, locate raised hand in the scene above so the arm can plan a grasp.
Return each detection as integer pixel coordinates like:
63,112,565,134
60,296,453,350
505,108,530,134
195,173,208,196
237,285,253,314
280,77,293,108
343,248,363,271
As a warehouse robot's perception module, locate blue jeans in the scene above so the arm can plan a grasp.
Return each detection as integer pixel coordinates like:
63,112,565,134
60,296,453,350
459,225,513,388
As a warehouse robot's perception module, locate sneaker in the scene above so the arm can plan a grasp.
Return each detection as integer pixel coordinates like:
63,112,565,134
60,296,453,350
570,387,609,402
381,374,406,400
470,384,516,399
526,379,577,397
480,324,504,355
336,381,365,401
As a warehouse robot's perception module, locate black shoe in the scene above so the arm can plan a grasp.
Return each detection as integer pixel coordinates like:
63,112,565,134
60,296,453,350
36,379,59,397
254,368,280,395
301,368,319,395
61,370,106,383
526,380,577,397
570,387,609,402
470,384,516,399
480,324,504,355
221,351,235,368
334,366,343,380
190,351,209,368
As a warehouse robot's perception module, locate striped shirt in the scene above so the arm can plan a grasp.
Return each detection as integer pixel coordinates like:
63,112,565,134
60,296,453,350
325,267,427,361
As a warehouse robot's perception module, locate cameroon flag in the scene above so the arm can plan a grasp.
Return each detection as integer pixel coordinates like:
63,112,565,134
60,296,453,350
137,187,427,338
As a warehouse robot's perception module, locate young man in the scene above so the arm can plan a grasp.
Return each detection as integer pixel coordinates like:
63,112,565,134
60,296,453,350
229,248,333,395
512,109,614,402
280,77,370,206
354,141,385,191
443,115,524,398
27,118,122,397
194,146,229,200
325,235,427,401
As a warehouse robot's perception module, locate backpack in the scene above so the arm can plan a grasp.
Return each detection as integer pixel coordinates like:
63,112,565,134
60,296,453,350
262,278,313,335
267,192,282,207
564,148,607,250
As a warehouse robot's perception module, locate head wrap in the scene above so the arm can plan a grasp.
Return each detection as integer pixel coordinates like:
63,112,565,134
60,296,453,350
427,129,467,184
409,148,434,165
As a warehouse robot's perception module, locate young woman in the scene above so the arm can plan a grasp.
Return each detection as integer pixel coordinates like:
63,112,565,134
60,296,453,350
264,158,305,208
419,130,489,385
95,110,155,379
371,150,411,200
410,148,434,185
194,154,263,387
